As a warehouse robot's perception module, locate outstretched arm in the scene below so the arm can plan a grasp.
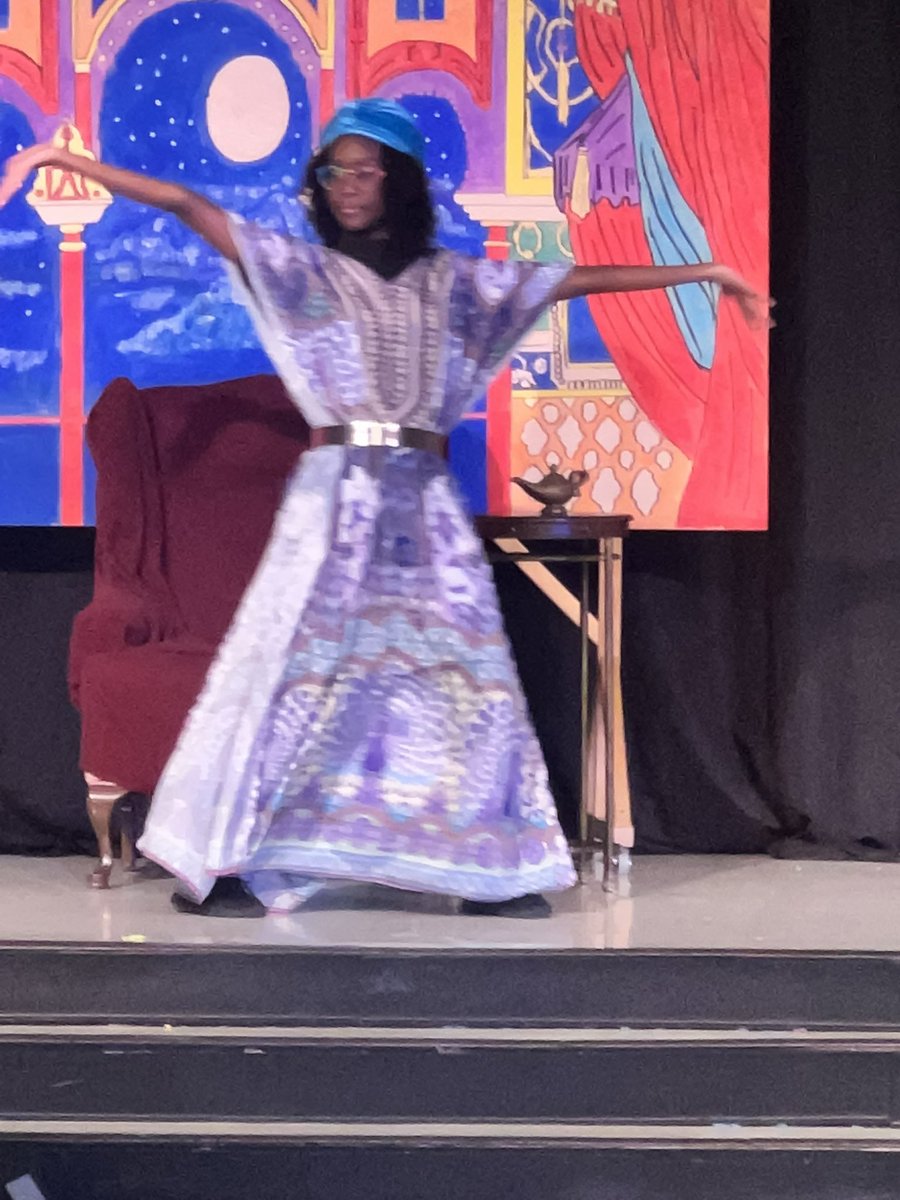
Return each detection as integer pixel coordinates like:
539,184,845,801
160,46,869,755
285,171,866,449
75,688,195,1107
553,262,773,329
0,143,238,262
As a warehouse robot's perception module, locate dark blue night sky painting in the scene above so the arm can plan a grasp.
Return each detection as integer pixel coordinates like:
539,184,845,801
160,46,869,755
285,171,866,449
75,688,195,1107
0,103,61,416
1,2,495,521
398,93,485,259
84,1,314,396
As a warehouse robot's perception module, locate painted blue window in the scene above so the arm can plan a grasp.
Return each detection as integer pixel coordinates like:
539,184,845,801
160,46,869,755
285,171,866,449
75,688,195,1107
526,0,598,170
0,426,60,525
0,103,61,418
83,441,98,527
567,295,611,363
396,0,445,19
0,1,9,32
449,420,487,516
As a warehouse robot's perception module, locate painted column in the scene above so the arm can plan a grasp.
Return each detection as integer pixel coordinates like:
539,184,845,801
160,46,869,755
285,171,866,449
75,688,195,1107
57,225,87,524
485,222,512,514
27,125,111,525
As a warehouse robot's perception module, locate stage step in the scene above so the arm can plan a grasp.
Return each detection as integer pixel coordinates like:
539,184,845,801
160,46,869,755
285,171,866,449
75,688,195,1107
1,943,897,1197
2,945,899,1028
0,1134,897,1200
0,1024,898,1126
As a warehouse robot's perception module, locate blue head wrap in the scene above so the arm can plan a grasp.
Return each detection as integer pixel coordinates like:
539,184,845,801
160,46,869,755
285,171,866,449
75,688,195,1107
320,98,425,164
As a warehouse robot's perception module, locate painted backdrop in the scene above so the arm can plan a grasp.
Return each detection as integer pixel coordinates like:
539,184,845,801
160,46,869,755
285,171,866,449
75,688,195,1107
0,0,769,528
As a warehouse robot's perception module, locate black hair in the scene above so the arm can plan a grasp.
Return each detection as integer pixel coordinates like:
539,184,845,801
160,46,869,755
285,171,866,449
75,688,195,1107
303,143,435,262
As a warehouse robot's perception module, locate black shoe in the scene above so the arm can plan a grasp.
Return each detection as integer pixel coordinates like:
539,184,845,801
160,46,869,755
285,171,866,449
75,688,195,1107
460,893,552,919
171,876,266,919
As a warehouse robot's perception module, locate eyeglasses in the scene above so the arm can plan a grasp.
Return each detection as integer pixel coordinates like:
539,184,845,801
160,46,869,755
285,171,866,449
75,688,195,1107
315,164,386,190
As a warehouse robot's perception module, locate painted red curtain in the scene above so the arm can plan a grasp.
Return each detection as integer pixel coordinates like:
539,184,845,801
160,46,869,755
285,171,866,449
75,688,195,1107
571,0,769,528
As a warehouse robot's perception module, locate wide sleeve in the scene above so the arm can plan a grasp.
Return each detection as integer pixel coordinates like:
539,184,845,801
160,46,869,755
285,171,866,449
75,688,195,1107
225,216,336,426
449,256,572,384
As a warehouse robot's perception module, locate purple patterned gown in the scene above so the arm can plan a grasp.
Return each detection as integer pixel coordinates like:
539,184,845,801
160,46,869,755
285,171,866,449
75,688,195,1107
138,218,577,910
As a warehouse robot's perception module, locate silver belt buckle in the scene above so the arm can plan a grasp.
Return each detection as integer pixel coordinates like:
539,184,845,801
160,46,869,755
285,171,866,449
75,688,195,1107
347,420,403,449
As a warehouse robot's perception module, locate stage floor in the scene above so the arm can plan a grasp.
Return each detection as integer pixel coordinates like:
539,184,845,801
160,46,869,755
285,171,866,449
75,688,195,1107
1,854,898,951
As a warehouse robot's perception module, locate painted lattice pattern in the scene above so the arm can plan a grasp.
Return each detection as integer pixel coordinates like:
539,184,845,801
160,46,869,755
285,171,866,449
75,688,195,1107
509,389,692,527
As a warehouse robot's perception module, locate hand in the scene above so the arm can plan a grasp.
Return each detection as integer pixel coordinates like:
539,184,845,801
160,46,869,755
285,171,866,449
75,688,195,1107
0,143,59,209
711,264,775,329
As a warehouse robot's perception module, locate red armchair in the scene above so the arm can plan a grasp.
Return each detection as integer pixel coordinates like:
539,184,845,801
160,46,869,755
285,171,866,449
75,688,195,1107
69,374,309,887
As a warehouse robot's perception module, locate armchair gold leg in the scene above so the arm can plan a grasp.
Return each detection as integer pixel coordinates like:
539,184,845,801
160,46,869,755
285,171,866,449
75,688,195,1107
85,774,127,889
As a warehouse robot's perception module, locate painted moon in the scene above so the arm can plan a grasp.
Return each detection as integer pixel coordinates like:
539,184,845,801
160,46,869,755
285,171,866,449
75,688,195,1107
205,55,290,163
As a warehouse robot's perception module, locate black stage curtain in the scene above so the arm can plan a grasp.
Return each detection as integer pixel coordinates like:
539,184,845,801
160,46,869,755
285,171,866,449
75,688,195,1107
0,530,94,853
624,0,900,858
1,0,898,857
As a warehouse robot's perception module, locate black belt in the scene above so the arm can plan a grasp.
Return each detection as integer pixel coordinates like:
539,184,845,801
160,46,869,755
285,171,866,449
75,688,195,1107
310,421,447,456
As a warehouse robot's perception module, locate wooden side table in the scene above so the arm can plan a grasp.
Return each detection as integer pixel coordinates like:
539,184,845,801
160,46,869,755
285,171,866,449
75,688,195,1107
476,514,632,889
